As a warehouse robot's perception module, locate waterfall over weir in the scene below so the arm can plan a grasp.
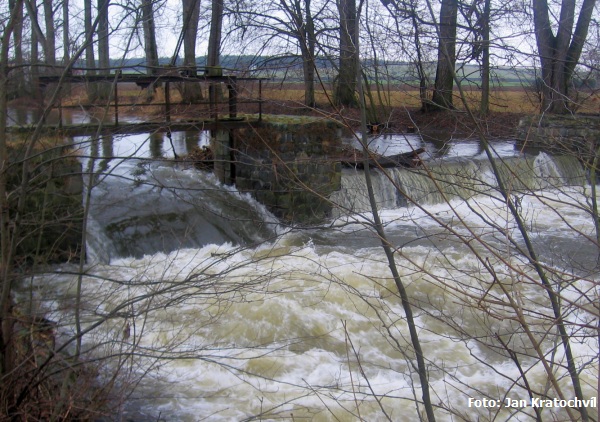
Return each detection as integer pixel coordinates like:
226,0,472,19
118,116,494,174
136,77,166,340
87,149,586,261
332,152,586,214
80,125,586,262
86,164,279,262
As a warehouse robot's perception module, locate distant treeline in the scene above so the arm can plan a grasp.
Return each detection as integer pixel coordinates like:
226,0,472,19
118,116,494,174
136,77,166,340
72,55,544,88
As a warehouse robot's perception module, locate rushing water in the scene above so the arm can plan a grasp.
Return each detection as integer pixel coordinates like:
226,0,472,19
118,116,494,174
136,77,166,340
18,124,600,421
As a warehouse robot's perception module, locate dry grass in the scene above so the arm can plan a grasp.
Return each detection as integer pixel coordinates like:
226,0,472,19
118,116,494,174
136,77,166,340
61,84,181,106
260,85,600,115
57,82,600,121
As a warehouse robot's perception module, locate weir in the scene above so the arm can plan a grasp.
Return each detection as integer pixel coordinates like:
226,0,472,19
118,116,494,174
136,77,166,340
332,153,587,215
12,77,597,258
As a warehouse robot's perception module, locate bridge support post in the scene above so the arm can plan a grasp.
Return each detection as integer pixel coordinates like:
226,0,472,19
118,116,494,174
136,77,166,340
212,129,233,184
58,99,63,129
114,79,119,126
228,81,237,118
165,82,171,124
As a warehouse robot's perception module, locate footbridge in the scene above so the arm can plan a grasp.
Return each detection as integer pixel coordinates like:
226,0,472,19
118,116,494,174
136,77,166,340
8,69,265,136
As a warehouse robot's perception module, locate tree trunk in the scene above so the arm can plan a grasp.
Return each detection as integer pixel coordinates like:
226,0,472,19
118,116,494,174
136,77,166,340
84,0,97,101
430,0,457,111
411,10,428,112
30,0,41,99
207,0,223,69
300,43,316,108
8,0,25,98
480,0,490,115
302,0,316,108
142,0,159,73
62,0,70,63
207,0,223,104
141,0,159,100
533,0,596,114
181,0,203,103
334,0,358,107
97,0,111,101
43,0,56,68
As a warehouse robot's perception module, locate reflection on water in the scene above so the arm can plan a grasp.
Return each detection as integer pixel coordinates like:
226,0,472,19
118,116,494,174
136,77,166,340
346,132,520,160
7,105,146,127
78,131,210,175
169,130,210,156
10,105,516,161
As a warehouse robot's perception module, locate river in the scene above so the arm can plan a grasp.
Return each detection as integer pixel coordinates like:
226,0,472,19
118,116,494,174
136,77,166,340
11,110,599,421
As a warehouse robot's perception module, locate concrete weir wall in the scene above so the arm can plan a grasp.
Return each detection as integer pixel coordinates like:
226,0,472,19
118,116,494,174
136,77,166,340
517,114,600,157
229,116,343,223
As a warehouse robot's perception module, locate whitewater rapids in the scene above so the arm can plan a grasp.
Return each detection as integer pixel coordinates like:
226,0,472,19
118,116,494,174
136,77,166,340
25,177,599,421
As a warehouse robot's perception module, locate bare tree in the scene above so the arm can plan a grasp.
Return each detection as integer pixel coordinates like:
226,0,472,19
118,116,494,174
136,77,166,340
356,41,437,421
480,0,490,115
379,0,433,112
278,0,318,107
533,0,597,114
0,0,24,381
2,0,600,419
225,0,327,107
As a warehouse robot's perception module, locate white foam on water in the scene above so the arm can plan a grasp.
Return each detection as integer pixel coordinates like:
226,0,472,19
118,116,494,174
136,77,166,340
27,224,597,420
